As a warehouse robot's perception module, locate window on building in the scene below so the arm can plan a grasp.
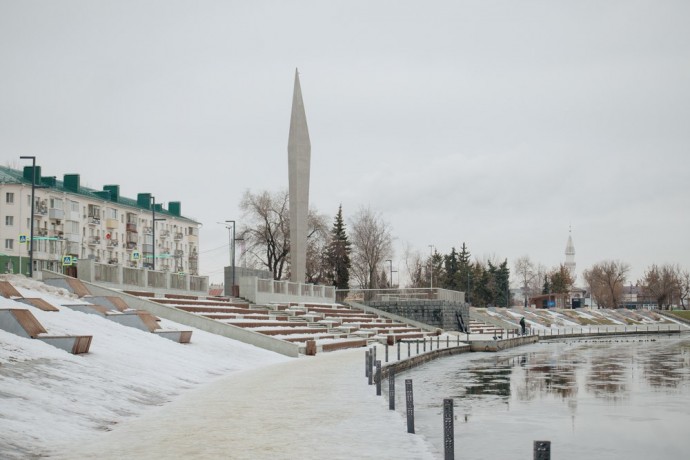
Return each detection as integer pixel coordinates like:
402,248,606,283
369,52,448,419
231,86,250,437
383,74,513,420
5,192,14,204
5,216,14,226
4,239,13,250
49,197,63,210
106,208,118,219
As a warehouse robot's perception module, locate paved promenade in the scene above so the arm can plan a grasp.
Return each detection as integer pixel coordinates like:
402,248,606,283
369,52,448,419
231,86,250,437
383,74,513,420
50,347,437,460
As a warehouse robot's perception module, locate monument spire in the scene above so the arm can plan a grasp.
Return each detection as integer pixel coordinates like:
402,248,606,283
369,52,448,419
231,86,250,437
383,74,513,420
287,68,311,283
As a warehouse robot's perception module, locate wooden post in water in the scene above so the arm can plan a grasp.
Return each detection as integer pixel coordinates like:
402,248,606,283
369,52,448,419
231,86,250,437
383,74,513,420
406,379,415,434
389,369,395,410
443,399,454,460
375,360,382,396
534,440,551,460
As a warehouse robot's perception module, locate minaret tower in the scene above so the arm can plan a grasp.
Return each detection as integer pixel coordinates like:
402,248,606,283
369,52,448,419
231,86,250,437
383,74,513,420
565,227,576,274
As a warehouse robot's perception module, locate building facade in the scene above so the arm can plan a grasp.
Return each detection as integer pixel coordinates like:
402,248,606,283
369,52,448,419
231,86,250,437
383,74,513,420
0,165,200,276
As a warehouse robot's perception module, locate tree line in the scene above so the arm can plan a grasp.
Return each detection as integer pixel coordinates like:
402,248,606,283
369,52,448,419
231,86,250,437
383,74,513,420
237,189,689,310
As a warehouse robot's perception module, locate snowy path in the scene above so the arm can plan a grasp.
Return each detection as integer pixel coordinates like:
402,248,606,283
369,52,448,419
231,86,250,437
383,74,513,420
49,348,437,460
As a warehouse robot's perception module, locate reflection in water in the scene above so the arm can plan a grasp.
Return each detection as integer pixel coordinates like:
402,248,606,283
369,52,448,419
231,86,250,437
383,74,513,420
395,336,690,460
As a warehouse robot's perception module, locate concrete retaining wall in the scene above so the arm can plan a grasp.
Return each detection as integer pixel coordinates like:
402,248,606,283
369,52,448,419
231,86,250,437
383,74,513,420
365,300,469,331
469,335,539,352
381,344,471,378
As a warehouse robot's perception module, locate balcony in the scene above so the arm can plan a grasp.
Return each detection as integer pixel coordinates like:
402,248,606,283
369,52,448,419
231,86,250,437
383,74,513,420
159,230,170,239
88,216,101,226
34,202,48,216
64,233,80,243
174,232,183,241
49,208,64,220
126,242,137,250
105,218,118,229
49,231,64,239
108,258,119,265
36,228,48,237
143,226,153,235
87,236,101,246
107,239,119,248
126,223,137,233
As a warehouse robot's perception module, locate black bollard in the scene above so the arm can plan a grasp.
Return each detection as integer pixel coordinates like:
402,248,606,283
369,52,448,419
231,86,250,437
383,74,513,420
416,340,420,355
385,344,389,363
376,360,382,396
365,351,370,378
534,440,551,460
397,340,401,361
443,399,454,460
408,341,411,357
389,370,395,410
406,379,415,434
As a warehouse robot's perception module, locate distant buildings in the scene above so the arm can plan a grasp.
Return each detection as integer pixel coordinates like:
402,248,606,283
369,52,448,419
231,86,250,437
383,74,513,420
0,164,200,276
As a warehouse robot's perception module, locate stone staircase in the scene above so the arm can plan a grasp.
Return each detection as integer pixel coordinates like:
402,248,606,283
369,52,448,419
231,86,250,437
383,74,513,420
122,292,438,354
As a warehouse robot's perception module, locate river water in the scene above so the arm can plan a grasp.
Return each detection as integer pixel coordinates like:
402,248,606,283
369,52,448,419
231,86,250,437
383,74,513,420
390,334,690,459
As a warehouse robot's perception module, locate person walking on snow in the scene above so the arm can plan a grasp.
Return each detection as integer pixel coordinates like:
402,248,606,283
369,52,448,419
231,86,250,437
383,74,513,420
519,317,526,335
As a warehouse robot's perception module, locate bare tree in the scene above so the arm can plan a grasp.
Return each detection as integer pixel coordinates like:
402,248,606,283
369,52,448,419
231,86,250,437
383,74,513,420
305,211,329,284
239,189,326,281
350,207,393,289
514,255,536,307
239,189,290,280
402,243,425,288
583,260,630,308
639,264,681,310
678,269,690,310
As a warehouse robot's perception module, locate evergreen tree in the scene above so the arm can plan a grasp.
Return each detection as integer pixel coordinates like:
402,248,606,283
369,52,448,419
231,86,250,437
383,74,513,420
443,247,459,290
458,242,472,301
542,274,551,295
495,259,511,307
326,205,352,289
549,264,574,294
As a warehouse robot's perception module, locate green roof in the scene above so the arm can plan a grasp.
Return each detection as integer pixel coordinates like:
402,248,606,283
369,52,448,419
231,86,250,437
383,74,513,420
0,165,198,223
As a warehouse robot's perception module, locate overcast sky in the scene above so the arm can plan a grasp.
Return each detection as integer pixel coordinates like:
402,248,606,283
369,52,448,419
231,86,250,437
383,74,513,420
1,1,689,285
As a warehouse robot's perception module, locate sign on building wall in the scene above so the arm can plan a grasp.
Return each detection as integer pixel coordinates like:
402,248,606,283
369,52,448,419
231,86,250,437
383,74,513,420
62,256,73,266
131,251,140,261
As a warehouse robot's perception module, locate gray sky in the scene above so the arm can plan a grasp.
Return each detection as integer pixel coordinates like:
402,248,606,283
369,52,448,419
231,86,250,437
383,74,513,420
1,1,689,285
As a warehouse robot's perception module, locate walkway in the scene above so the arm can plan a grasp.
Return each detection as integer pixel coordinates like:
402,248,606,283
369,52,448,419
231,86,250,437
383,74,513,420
49,348,437,460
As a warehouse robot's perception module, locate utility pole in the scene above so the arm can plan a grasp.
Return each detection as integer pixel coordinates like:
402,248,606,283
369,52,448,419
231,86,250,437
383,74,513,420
428,245,434,290
150,196,166,271
226,220,236,296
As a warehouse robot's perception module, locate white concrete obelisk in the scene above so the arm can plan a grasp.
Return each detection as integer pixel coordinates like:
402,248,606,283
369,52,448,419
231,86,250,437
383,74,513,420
288,68,311,283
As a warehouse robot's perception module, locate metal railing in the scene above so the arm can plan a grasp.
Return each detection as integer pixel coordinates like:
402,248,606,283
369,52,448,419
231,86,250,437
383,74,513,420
337,287,465,304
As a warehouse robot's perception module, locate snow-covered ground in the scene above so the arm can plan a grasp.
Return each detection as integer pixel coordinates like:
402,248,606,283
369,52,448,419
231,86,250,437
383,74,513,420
0,275,436,459
2,274,687,459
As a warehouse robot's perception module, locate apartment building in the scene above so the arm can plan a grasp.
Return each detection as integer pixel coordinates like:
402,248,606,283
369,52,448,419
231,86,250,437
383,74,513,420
0,165,200,276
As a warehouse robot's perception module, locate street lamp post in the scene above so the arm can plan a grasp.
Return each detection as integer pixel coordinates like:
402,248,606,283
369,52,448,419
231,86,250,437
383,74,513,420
226,220,236,296
150,196,166,271
386,259,393,288
19,156,36,278
428,245,434,290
